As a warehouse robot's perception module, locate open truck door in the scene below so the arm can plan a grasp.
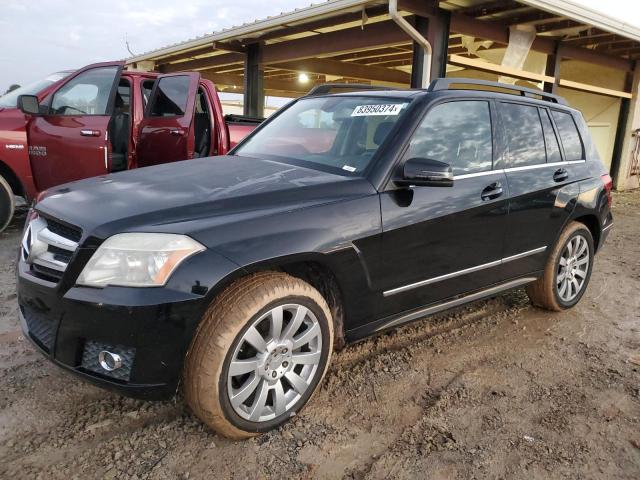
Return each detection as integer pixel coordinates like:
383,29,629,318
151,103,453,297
25,62,124,191
136,72,200,167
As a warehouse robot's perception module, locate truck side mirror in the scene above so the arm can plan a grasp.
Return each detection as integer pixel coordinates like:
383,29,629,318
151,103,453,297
17,95,40,115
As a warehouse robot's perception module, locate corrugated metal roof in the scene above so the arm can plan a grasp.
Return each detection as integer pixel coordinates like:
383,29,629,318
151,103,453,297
127,0,640,64
127,0,375,63
520,0,640,43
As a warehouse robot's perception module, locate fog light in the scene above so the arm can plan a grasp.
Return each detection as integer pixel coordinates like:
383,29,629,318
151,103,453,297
98,350,123,371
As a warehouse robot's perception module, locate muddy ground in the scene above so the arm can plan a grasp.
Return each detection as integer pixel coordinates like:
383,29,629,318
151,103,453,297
1,192,639,480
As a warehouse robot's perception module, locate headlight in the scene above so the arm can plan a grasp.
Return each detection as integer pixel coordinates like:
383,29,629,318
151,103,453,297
77,233,205,288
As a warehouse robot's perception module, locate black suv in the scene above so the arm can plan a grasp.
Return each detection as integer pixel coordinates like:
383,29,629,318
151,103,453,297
17,79,613,438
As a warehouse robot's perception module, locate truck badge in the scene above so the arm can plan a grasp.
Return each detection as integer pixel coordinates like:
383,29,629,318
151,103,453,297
28,145,47,157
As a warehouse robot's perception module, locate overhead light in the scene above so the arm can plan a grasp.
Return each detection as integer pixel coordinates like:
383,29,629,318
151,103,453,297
298,73,310,83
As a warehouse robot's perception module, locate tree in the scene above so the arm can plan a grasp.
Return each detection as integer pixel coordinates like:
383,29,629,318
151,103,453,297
3,84,20,95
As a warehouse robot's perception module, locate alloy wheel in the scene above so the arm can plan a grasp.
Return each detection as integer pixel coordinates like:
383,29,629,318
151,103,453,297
227,303,323,422
556,234,590,302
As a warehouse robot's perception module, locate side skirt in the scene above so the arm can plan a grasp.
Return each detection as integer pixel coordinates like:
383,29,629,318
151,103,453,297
345,275,539,342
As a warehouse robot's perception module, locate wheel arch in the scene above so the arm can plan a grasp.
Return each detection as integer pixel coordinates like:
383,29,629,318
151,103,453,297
572,214,601,252
0,159,25,198
209,252,348,351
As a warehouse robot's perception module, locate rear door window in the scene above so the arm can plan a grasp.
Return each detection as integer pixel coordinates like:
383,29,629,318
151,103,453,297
551,110,584,160
500,103,546,167
539,109,562,163
406,100,493,175
149,76,190,116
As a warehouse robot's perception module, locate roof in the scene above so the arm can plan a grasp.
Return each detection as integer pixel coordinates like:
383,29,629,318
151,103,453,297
127,0,640,64
127,0,375,63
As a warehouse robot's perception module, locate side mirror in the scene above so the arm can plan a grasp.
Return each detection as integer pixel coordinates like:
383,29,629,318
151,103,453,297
397,157,454,187
17,95,40,115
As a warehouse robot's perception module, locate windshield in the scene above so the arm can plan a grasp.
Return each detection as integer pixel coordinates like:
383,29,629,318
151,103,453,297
235,95,410,175
0,72,70,108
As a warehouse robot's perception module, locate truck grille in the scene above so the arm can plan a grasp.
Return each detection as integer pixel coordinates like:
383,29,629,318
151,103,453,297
22,215,82,283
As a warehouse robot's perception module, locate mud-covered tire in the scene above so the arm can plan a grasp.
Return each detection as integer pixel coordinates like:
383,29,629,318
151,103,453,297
526,221,594,311
184,271,333,439
0,174,14,233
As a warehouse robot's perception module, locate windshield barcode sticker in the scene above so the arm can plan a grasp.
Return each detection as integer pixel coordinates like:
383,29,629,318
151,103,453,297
351,104,404,116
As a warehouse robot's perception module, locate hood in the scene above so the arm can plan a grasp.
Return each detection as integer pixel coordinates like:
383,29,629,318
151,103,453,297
36,155,376,240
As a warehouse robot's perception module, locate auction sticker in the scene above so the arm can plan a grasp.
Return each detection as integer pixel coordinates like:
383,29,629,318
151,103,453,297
351,104,404,116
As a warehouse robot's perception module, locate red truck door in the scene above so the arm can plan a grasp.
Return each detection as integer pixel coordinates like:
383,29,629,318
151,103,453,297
136,72,200,167
26,62,124,191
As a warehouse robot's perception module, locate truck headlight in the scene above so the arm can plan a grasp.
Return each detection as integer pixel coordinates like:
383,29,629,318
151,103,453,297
77,233,205,288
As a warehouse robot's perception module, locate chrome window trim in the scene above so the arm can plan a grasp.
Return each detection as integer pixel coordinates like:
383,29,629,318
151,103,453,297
453,170,503,180
452,160,586,180
383,246,547,297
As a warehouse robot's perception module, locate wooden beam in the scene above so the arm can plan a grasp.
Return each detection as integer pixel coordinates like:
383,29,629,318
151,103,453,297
561,44,633,71
565,32,617,48
503,11,562,26
536,19,584,34
274,58,410,85
595,41,639,52
448,54,555,83
262,20,410,64
449,12,634,71
331,46,412,62
200,71,310,94
455,0,519,18
258,5,391,42
558,79,632,98
212,41,246,54
160,53,244,72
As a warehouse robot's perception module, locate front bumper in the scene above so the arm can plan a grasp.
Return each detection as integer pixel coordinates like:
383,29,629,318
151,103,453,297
17,260,208,400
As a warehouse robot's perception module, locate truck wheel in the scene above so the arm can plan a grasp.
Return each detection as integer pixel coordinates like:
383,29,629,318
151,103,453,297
526,221,594,311
184,271,333,439
0,174,15,233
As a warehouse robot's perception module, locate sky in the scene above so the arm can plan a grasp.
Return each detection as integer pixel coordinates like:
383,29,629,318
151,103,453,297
1,0,639,92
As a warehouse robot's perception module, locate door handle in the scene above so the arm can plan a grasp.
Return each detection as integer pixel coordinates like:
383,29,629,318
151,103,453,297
481,182,504,201
553,168,569,182
80,129,101,137
169,129,185,136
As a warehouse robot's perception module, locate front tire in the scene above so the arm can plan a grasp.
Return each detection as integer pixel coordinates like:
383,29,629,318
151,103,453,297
0,174,15,233
526,221,594,311
184,271,333,439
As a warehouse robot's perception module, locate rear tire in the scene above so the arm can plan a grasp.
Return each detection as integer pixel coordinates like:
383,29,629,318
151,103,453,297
184,271,333,439
0,174,15,233
526,221,594,311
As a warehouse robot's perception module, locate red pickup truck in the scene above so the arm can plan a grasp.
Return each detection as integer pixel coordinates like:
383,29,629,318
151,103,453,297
0,61,261,231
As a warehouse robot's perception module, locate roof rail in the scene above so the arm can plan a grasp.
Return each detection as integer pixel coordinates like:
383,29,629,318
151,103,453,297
306,83,395,96
428,78,568,105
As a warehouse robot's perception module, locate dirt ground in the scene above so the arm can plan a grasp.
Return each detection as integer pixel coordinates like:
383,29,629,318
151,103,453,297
0,192,639,480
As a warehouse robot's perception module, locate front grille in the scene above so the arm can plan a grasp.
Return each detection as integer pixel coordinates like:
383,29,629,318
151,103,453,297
21,305,57,352
46,219,82,243
81,341,136,382
48,245,73,263
22,215,82,284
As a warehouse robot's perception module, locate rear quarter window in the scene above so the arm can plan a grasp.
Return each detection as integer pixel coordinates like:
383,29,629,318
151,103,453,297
500,103,546,168
551,110,584,161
